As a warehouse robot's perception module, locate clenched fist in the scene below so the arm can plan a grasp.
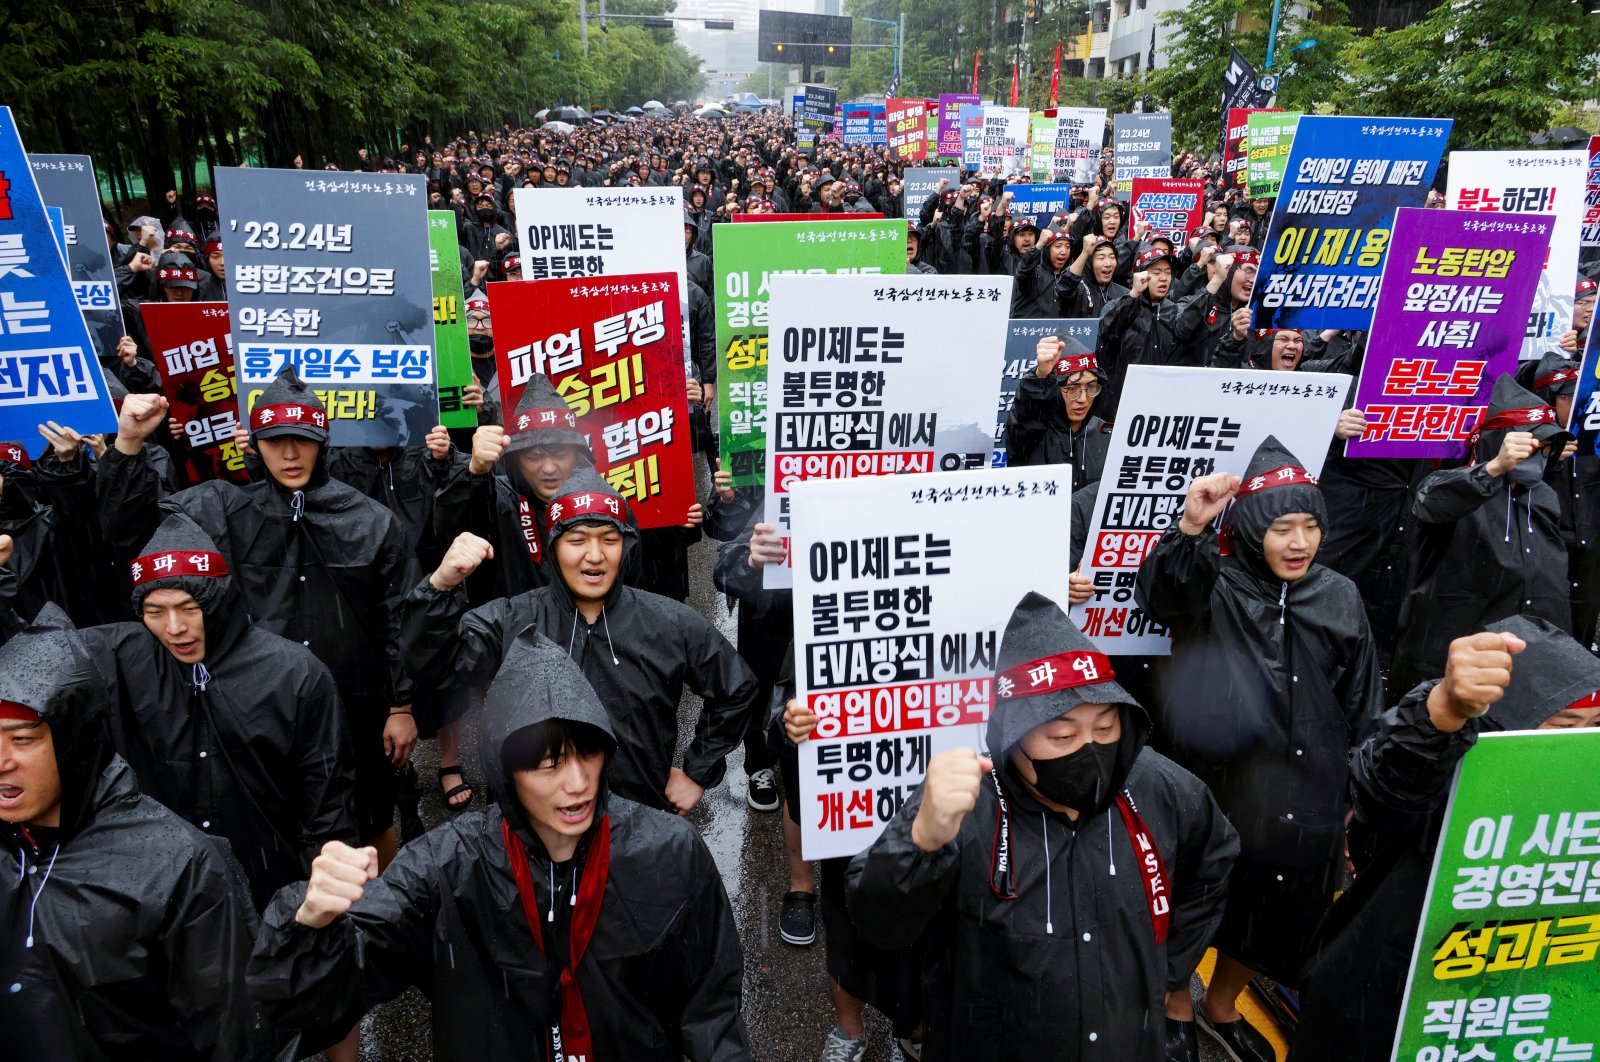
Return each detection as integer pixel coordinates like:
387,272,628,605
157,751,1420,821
1034,336,1066,379
1426,630,1526,733
468,424,508,476
114,393,169,455
295,841,379,928
1178,472,1241,536
910,748,994,853
430,532,494,591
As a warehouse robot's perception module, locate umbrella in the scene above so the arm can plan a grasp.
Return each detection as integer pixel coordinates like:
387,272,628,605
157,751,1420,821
534,108,550,122
1530,125,1591,148
624,106,645,116
548,105,590,122
542,121,576,134
643,99,665,110
693,106,728,119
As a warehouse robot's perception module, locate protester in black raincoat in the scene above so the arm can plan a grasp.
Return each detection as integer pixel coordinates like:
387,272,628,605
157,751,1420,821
82,513,357,909
1004,340,1112,492
1173,249,1259,367
400,468,759,814
1060,236,1130,317
1294,616,1600,1062
1010,228,1081,318
0,442,104,628
1390,374,1573,695
249,630,750,1061
92,367,414,850
1135,436,1383,1058
0,606,273,1061
1095,246,1211,417
847,592,1239,1062
1528,350,1600,647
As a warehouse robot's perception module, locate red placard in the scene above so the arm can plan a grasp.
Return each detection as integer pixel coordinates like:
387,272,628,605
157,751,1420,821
1224,107,1279,192
139,301,249,483
486,273,694,530
730,212,885,222
887,98,929,162
1129,178,1204,243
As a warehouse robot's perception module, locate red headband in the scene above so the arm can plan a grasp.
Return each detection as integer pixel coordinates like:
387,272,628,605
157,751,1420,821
250,403,328,432
512,407,578,433
995,651,1116,700
1057,353,1098,375
1237,465,1319,497
130,550,230,587
1578,279,1597,298
1468,405,1558,452
0,701,41,723
1252,328,1300,341
1228,250,1261,267
203,240,222,254
158,266,198,282
0,443,31,468
1534,368,1579,392
546,490,627,527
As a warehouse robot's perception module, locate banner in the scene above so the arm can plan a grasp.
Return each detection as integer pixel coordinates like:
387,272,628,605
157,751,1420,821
761,273,1013,588
842,103,887,147
1585,135,1600,248
1446,150,1588,361
960,105,986,170
902,167,959,223
1217,46,1272,158
980,106,1030,179
1253,116,1453,332
792,466,1074,860
141,302,248,484
1050,43,1062,108
1224,107,1278,193
1029,115,1054,182
1007,184,1075,230
1130,178,1205,244
486,273,694,529
428,210,476,429
887,99,929,162
937,93,981,160
215,167,435,446
0,109,119,453
992,318,1100,467
1050,107,1107,184
802,85,839,134
1347,208,1553,459
1112,113,1172,193
713,219,908,488
1071,364,1349,655
1245,111,1301,199
1393,729,1600,1060
28,154,125,362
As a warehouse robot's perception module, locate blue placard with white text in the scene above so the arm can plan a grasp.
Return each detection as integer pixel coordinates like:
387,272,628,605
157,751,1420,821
1007,184,1076,230
0,108,118,455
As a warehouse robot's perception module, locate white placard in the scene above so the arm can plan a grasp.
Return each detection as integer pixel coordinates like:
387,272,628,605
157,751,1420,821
792,467,1075,860
1445,151,1586,360
1071,364,1351,654
979,106,1031,179
1052,107,1108,184
762,273,1013,588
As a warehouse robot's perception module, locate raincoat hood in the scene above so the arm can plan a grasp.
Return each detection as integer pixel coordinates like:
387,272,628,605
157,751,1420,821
504,372,588,455
249,364,331,446
1479,615,1600,731
0,605,110,841
1243,327,1299,368
543,467,638,546
1529,350,1580,404
128,512,250,662
1224,435,1326,581
0,443,39,522
1472,373,1571,462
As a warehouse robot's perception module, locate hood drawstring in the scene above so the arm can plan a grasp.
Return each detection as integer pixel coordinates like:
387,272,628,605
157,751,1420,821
600,606,619,666
1106,809,1117,877
1278,581,1288,626
547,862,556,923
567,609,581,657
22,843,60,949
191,662,212,692
570,863,579,907
289,489,306,522
1040,814,1054,935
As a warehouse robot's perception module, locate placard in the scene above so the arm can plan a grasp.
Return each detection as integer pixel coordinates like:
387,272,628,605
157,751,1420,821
1130,178,1205,244
991,317,1100,467
842,103,887,147
1584,136,1600,248
1006,184,1074,229
1245,111,1301,198
428,210,476,429
140,302,249,483
1113,113,1172,193
959,105,986,170
887,99,929,162
1050,107,1107,184
980,106,1030,179
28,153,126,362
937,93,981,160
1224,107,1278,192
902,167,959,223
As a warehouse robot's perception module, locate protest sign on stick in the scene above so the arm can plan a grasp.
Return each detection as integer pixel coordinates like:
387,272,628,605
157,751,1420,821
142,302,249,484
29,154,126,362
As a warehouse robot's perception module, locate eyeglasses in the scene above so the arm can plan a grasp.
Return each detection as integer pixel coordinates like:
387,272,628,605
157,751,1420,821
1060,382,1102,398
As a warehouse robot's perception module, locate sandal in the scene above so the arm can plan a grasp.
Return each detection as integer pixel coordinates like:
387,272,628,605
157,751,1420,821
438,765,474,810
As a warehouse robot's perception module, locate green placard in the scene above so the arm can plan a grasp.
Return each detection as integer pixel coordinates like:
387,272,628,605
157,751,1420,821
1030,115,1053,182
714,219,908,487
1245,111,1301,199
1394,729,1600,1058
428,210,477,428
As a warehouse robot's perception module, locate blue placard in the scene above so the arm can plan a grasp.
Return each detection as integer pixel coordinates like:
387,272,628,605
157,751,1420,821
992,317,1100,466
841,103,886,147
959,105,985,170
1006,184,1076,230
0,108,118,455
1252,115,1453,331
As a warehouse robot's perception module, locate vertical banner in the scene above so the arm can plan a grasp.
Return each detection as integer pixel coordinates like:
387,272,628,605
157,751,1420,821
1051,107,1108,184
28,154,126,362
712,220,908,488
1072,365,1349,655
1130,178,1205,243
1224,107,1278,193
902,167,958,221
887,99,929,162
842,103,887,147
1393,730,1600,1060
1217,46,1272,158
1446,150,1588,360
0,108,118,452
486,273,694,529
428,210,476,429
992,318,1100,467
792,466,1074,860
960,105,987,170
762,273,1013,589
1347,208,1553,459
1253,116,1453,332
1112,113,1173,194
215,168,435,446
937,93,981,160
1584,135,1600,248
1245,111,1302,199
980,106,1030,178
140,302,248,484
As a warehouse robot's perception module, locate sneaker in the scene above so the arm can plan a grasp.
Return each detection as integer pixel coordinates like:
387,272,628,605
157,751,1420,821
747,767,781,812
820,1026,865,1062
1165,1017,1199,1062
1196,1009,1274,1062
780,889,817,946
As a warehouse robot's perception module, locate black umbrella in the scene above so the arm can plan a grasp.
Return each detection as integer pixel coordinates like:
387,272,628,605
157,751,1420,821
1530,125,1591,148
548,105,591,123
624,106,645,116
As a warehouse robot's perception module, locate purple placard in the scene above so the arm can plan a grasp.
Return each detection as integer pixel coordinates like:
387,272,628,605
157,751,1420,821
937,93,980,159
1346,207,1553,458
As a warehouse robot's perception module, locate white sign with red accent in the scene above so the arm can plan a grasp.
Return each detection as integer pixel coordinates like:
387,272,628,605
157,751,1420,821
790,466,1073,861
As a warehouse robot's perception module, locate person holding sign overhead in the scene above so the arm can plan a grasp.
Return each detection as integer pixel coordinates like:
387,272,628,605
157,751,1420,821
846,592,1238,1061
1004,336,1113,493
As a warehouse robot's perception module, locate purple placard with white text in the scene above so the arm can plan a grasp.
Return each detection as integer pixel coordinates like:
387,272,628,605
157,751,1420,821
1346,207,1552,458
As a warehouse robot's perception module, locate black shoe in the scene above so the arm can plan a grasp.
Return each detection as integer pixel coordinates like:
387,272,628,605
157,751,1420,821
1196,1009,1274,1062
747,767,781,812
1165,1018,1199,1062
780,890,817,945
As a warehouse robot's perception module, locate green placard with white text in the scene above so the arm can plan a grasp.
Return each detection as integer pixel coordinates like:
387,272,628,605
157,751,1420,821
428,210,477,428
1246,111,1301,199
714,219,907,487
1394,729,1600,1059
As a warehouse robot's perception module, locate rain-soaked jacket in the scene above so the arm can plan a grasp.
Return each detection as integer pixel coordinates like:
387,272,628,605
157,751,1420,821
1135,436,1383,979
1004,371,1113,490
249,630,750,1061
847,593,1238,1061
85,514,357,909
0,607,273,1061
0,447,106,627
399,472,759,811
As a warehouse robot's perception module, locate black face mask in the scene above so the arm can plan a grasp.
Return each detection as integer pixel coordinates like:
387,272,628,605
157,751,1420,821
475,208,495,222
468,334,494,355
1027,739,1118,812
